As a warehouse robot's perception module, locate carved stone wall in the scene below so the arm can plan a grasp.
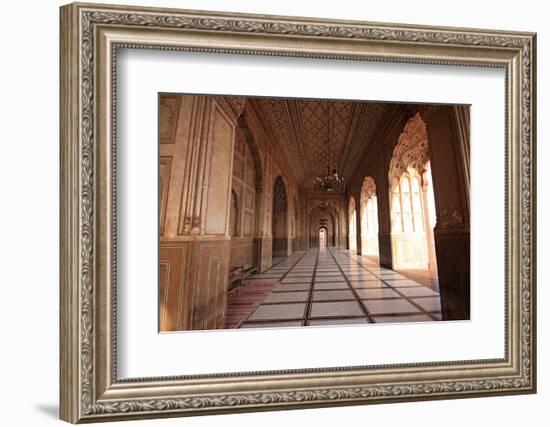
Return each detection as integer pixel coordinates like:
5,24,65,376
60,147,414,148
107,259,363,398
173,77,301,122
159,94,304,331
242,104,300,270
272,176,288,257
159,95,242,331
388,113,429,180
229,127,257,270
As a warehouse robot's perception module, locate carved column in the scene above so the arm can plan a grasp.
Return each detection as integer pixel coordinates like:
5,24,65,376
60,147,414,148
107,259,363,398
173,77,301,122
354,194,363,255
179,97,209,235
421,175,438,273
338,197,347,249
253,181,267,271
427,107,470,320
377,172,393,268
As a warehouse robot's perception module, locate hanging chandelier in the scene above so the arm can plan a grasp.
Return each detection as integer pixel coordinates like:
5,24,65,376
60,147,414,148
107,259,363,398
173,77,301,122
312,102,345,192
312,166,345,192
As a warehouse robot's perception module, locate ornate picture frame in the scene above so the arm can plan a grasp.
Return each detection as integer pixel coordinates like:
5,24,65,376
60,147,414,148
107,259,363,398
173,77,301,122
60,2,536,423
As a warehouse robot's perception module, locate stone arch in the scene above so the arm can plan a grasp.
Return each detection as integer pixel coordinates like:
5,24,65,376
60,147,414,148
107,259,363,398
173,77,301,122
272,175,288,258
308,203,338,248
237,114,263,193
360,176,379,257
388,113,437,271
235,113,267,270
318,226,328,248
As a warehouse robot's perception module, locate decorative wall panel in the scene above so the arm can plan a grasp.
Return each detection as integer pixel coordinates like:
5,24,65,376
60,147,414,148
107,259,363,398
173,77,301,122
205,106,234,235
159,96,181,144
159,156,172,236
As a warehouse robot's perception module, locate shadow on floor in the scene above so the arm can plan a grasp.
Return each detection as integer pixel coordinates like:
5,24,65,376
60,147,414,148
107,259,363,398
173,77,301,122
35,404,58,419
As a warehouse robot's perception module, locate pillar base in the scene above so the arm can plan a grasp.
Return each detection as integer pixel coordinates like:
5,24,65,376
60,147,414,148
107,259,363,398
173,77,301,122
434,230,470,320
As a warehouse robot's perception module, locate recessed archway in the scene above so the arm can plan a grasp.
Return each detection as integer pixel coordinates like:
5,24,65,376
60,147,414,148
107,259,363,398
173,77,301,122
308,203,338,249
319,227,328,249
360,176,379,259
389,113,438,273
272,176,288,259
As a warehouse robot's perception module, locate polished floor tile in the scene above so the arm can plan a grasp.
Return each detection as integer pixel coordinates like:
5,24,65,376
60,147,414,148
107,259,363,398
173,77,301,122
315,276,344,282
241,247,445,328
272,283,311,291
355,288,401,299
241,320,304,328
348,280,389,289
248,303,306,320
384,279,424,287
373,314,433,323
263,291,309,303
313,281,350,290
363,299,422,315
309,318,368,325
397,287,439,297
310,301,364,317
347,275,379,282
411,297,442,312
312,290,355,301
291,274,314,278
281,278,311,284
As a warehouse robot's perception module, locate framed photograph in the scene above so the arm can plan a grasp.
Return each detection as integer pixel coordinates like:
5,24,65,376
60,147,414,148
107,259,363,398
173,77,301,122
60,2,536,423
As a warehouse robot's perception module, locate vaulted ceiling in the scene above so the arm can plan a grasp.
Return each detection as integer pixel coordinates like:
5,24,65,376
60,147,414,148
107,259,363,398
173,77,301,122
251,98,392,189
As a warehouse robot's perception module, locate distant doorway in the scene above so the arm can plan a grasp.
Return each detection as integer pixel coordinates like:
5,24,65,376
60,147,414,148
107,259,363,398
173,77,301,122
319,227,327,249
360,176,379,260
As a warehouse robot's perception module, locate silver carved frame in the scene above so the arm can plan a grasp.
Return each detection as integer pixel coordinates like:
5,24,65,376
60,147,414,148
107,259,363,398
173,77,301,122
59,2,537,423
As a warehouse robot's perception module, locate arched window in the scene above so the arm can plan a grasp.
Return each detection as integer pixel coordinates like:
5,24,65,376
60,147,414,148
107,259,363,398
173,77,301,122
348,196,357,252
390,171,423,234
388,113,438,271
360,176,379,257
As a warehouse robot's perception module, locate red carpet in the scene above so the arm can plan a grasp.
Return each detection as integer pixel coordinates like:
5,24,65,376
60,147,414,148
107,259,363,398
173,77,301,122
224,281,275,328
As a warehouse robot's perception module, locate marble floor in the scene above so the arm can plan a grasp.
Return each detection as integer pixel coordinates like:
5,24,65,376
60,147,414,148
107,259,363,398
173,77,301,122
240,247,442,328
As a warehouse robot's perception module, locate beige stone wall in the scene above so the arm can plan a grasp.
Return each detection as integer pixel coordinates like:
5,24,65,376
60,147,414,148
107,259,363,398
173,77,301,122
229,126,258,270
159,95,302,331
159,95,244,331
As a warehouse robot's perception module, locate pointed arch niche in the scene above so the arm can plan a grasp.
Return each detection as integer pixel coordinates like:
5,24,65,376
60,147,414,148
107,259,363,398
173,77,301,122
360,176,379,258
319,227,327,249
389,113,438,271
272,176,288,258
308,203,338,248
229,115,264,272
348,195,357,253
